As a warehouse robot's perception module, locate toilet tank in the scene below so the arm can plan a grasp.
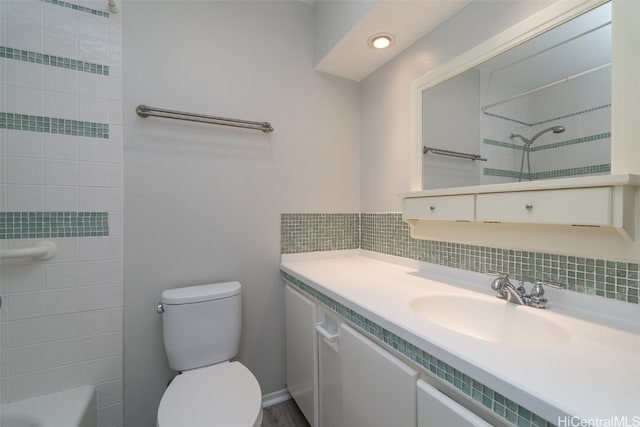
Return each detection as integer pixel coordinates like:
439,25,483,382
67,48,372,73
161,281,242,371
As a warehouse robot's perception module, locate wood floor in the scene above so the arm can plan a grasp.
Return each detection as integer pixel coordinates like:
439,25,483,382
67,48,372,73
262,399,311,427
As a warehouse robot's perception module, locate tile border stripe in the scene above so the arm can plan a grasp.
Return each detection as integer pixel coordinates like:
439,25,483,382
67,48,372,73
0,113,109,139
483,133,610,152
0,212,109,239
40,0,110,18
0,46,109,76
282,272,555,427
483,163,611,180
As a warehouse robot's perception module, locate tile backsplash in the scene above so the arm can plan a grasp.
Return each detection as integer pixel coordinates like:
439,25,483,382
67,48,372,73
282,213,639,305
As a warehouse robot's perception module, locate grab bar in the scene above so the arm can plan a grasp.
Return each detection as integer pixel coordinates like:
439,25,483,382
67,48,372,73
423,146,487,162
0,241,57,260
136,105,274,133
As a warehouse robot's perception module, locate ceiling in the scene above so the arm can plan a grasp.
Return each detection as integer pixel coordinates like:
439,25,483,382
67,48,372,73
314,0,470,82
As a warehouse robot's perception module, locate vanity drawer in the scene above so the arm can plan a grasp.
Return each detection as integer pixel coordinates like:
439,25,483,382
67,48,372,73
403,195,475,221
476,187,612,226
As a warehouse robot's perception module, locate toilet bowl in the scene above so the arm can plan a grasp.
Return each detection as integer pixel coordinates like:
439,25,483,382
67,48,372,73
156,282,262,426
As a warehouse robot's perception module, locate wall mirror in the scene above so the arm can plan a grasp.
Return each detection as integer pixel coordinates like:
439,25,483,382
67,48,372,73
411,0,620,191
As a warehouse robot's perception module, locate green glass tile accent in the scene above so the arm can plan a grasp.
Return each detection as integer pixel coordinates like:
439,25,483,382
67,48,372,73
0,46,110,76
282,272,556,427
483,133,610,153
0,113,109,139
281,213,359,254
0,212,109,239
483,104,611,127
281,212,639,305
40,0,110,18
483,164,611,181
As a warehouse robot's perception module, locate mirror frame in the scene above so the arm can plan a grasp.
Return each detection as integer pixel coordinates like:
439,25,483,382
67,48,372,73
410,0,640,191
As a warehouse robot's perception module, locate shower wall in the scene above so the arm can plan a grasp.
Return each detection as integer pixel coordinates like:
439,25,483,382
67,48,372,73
0,1,123,426
480,67,611,183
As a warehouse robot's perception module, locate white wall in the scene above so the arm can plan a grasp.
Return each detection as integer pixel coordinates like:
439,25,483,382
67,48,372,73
0,1,123,426
360,0,556,211
123,2,360,426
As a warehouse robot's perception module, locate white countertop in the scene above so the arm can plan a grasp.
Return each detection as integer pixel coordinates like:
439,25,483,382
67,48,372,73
280,250,640,424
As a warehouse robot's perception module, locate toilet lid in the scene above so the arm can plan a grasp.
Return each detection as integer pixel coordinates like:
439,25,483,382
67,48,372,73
158,361,263,427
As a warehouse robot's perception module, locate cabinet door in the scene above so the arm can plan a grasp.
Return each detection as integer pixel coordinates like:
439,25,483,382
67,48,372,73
340,324,418,427
476,187,612,225
285,285,317,426
318,324,341,427
403,195,475,221
417,380,491,427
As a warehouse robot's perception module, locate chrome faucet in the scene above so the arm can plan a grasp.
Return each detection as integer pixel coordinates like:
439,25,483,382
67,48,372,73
489,273,562,309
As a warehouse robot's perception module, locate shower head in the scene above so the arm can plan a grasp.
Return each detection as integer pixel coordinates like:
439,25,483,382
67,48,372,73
530,126,565,145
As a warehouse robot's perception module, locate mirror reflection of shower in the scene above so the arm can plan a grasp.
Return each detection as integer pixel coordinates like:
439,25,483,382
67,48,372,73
510,126,566,182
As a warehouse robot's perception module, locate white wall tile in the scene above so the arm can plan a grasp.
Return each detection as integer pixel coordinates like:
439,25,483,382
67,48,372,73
108,78,122,102
44,67,77,95
79,162,109,187
2,263,45,294
78,139,109,163
46,262,78,290
108,164,121,188
108,237,122,261
45,91,77,120
5,369,50,402
78,36,109,64
7,130,44,158
7,60,44,90
109,100,122,125
44,309,113,342
7,292,46,320
45,186,78,211
78,237,110,261
45,159,78,186
45,288,77,316
79,14,108,41
9,344,44,375
43,3,77,34
44,28,77,58
7,0,43,24
78,72,108,99
43,332,121,369
78,261,110,287
44,134,77,161
96,379,122,408
46,238,78,264
7,184,44,210
78,186,109,211
7,85,43,116
108,140,122,164
108,262,122,285
8,157,44,185
108,188,122,212
98,402,123,427
108,213,122,236
78,96,108,123
79,284,122,311
7,18,42,51
7,318,44,348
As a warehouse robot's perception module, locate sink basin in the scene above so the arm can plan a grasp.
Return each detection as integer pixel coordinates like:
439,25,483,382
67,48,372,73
410,294,570,346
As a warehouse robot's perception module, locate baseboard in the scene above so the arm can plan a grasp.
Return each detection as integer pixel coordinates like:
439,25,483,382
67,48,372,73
262,388,292,408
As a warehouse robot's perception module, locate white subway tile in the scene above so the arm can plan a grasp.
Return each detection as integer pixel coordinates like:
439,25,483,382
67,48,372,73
108,237,122,261
108,213,122,237
107,262,122,285
78,237,110,261
2,263,45,293
45,159,78,186
8,318,44,348
44,67,77,95
107,308,122,332
7,291,46,320
78,139,109,163
79,284,122,311
7,184,44,211
47,238,78,264
108,45,121,68
78,186,109,211
45,186,78,211
44,27,77,58
44,134,77,161
108,78,122,102
44,309,112,342
1,323,9,350
96,379,122,408
7,157,44,185
78,96,108,123
108,141,122,164
78,36,109,64
108,188,121,212
45,90,77,120
7,130,44,158
108,100,122,125
79,162,109,187
7,60,44,90
6,369,50,402
45,263,78,290
98,402,123,427
78,13,107,41
77,72,107,99
8,85,43,116
7,18,42,51
43,2,77,34
78,261,110,287
0,349,9,376
108,124,122,142
7,0,42,23
108,164,121,188
45,288,78,316
9,344,44,375
43,332,121,369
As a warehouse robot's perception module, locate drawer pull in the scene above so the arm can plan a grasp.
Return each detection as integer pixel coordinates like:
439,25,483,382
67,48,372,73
429,205,436,211
525,204,533,210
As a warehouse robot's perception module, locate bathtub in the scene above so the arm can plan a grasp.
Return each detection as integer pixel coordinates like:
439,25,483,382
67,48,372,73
0,386,96,427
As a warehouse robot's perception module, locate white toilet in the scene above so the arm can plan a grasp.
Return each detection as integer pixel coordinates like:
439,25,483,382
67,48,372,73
157,281,263,427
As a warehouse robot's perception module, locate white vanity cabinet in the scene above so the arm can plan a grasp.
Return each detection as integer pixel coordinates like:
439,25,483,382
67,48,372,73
339,323,419,427
417,380,491,427
403,194,475,221
284,285,317,426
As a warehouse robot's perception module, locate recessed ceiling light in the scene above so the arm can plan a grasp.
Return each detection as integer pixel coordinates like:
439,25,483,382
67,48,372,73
368,33,394,50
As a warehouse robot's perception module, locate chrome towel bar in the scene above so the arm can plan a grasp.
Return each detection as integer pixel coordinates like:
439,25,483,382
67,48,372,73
136,105,274,133
423,146,487,162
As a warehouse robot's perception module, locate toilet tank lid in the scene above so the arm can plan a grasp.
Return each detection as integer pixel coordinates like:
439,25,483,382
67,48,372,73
161,281,241,305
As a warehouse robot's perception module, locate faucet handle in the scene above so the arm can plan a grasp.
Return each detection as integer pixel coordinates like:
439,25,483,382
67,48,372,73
487,272,510,292
530,280,563,298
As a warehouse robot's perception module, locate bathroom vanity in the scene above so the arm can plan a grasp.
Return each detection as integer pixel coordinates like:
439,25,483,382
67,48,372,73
281,250,640,427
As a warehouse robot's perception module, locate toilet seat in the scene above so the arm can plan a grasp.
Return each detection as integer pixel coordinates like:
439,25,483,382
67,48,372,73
157,361,262,427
